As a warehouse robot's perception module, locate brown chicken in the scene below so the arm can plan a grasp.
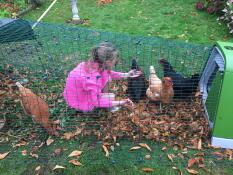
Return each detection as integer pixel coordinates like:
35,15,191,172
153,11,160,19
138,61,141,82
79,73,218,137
16,82,58,136
146,66,174,103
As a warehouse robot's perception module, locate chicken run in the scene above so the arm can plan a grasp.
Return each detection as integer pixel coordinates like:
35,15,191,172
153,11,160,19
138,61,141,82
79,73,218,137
0,19,215,150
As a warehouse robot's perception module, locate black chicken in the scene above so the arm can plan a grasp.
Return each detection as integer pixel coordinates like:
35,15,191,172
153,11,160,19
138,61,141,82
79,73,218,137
127,58,147,102
159,59,200,99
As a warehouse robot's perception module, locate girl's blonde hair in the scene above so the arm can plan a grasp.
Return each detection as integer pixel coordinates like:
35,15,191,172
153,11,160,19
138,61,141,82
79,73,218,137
91,42,119,68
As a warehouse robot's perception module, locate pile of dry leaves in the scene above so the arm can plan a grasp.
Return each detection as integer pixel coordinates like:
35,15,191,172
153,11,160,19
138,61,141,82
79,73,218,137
70,80,210,150
1,65,210,150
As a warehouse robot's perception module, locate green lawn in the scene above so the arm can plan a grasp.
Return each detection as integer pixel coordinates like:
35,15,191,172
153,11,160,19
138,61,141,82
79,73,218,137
23,0,233,44
0,135,233,175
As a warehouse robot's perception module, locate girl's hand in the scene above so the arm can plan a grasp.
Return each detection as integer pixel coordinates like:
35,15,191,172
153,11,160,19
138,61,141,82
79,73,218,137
128,69,142,78
122,98,135,109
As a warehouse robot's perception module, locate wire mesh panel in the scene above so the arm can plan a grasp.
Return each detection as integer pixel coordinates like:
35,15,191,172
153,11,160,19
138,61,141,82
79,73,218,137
0,19,212,138
3,19,233,174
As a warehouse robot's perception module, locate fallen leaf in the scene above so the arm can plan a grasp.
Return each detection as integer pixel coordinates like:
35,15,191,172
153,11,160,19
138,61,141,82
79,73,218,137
167,154,174,162
21,150,27,156
197,139,202,150
0,152,10,160
52,165,66,170
13,140,27,148
68,150,82,157
139,143,152,152
62,132,75,140
46,138,54,146
162,147,167,151
35,166,41,171
129,146,141,151
69,159,82,166
145,154,151,160
30,152,39,158
188,158,197,168
186,168,199,174
142,167,154,172
102,145,109,157
172,167,183,175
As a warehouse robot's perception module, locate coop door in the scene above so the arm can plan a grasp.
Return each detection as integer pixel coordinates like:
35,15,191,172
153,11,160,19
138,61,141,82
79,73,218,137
199,47,225,127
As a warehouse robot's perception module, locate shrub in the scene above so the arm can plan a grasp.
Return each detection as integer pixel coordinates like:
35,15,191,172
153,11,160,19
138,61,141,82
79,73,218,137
218,1,233,33
196,0,233,34
195,0,227,15
0,0,26,18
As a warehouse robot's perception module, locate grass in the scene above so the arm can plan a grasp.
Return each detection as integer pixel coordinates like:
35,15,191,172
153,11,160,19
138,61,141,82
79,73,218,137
23,0,233,44
0,135,233,175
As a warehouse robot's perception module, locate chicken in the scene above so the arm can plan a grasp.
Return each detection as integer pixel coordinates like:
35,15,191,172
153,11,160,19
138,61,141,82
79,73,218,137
146,66,174,103
16,82,58,136
127,58,147,102
159,58,200,99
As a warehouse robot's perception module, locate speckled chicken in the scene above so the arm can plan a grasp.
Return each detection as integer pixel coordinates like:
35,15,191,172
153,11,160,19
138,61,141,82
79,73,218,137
146,66,174,103
16,82,58,136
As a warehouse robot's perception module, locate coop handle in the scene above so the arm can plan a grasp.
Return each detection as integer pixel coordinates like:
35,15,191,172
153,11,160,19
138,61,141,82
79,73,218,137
32,0,58,29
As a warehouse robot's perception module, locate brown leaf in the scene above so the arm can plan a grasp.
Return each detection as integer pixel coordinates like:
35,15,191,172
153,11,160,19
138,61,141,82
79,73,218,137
13,140,27,148
62,132,75,140
35,166,41,171
30,152,39,158
145,154,151,160
162,147,167,152
52,165,66,170
188,158,197,168
197,139,202,150
21,150,27,156
177,153,184,159
68,150,82,157
167,154,175,162
46,138,54,146
129,146,141,151
69,159,82,166
186,168,199,174
0,151,10,160
139,143,152,152
102,145,109,157
142,167,154,172
172,167,183,175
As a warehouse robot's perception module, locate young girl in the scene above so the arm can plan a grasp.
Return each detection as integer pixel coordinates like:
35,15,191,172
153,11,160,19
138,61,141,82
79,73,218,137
63,42,141,112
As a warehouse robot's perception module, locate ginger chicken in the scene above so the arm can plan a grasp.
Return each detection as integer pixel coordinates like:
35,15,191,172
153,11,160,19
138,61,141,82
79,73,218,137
146,66,174,103
16,82,58,136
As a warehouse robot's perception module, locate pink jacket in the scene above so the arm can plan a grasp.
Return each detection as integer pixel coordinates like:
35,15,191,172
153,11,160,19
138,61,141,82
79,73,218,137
63,62,122,112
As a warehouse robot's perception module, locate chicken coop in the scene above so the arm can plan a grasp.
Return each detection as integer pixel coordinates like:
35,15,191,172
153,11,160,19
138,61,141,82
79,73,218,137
1,18,232,149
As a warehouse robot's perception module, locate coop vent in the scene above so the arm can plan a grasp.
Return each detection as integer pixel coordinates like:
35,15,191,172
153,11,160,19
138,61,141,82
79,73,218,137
199,47,225,127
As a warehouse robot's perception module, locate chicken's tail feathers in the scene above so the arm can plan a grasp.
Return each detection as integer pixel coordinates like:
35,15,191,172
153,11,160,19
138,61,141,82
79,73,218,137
159,58,174,71
149,66,156,74
191,73,200,88
131,58,139,70
16,82,23,88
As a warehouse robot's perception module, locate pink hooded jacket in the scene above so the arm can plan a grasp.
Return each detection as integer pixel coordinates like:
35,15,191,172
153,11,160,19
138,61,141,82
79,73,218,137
63,62,122,112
